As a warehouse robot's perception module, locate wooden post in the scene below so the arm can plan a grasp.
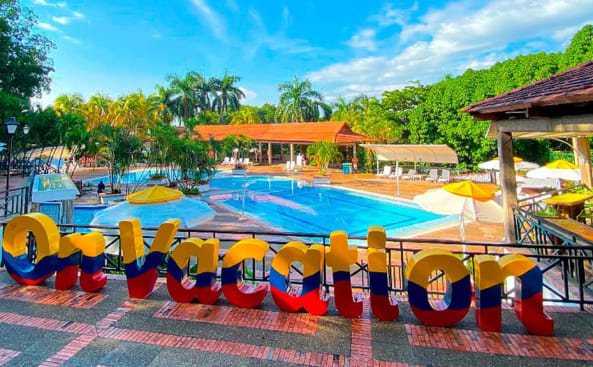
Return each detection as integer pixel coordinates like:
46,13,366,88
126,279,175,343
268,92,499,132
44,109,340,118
497,131,518,243
573,137,592,188
280,144,283,161
267,142,272,165
290,144,294,163
258,142,262,163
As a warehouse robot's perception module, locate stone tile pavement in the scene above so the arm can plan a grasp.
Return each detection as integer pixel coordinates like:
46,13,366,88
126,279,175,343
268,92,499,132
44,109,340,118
0,271,592,366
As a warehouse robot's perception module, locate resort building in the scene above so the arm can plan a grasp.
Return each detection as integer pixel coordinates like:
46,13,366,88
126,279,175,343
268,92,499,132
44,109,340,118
193,121,370,164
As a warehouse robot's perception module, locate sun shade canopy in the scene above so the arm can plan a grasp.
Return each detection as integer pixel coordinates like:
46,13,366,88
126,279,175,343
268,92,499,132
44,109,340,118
360,144,458,164
442,181,496,202
127,186,184,204
192,121,369,144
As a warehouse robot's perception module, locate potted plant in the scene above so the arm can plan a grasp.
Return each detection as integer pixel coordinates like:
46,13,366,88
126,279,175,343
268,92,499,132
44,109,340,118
306,141,342,185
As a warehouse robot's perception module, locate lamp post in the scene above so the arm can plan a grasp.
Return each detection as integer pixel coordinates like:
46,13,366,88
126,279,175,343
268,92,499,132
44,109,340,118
22,125,29,176
4,117,18,215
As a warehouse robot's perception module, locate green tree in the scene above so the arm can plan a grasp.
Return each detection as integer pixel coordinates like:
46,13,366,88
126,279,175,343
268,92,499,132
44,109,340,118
561,25,593,70
231,105,261,125
0,0,54,99
277,77,328,122
258,103,277,122
211,73,245,123
306,141,342,173
97,126,142,193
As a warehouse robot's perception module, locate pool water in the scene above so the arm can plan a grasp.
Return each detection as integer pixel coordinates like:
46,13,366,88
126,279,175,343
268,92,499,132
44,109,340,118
205,175,452,237
39,203,106,226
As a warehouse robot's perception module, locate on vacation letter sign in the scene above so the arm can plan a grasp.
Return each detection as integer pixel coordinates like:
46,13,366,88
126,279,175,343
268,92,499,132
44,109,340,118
1,213,554,335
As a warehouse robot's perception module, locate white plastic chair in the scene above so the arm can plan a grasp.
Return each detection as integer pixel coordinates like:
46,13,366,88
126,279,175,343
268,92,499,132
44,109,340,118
284,161,291,171
289,161,295,171
402,169,417,180
222,157,230,165
425,169,438,182
377,165,392,177
389,167,403,179
438,169,451,183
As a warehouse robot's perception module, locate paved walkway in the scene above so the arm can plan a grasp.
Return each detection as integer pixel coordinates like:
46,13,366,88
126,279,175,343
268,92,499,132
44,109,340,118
0,271,592,366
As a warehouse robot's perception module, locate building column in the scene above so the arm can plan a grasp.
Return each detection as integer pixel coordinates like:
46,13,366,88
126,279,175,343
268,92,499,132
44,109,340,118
258,142,262,163
573,137,592,188
267,142,272,165
290,144,294,163
497,131,518,243
280,144,284,161
353,144,357,157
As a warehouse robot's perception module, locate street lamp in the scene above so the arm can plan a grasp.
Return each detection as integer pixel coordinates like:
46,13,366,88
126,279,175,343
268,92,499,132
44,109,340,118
22,125,29,177
5,117,18,214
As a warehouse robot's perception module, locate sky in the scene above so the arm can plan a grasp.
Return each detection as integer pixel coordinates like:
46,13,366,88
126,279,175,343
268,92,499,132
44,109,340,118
27,0,593,108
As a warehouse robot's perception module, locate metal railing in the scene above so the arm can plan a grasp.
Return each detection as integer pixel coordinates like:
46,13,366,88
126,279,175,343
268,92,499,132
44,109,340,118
8,221,593,310
0,186,29,219
517,184,585,213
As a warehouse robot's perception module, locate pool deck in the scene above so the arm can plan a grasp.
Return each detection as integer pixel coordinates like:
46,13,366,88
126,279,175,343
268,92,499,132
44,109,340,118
0,271,592,366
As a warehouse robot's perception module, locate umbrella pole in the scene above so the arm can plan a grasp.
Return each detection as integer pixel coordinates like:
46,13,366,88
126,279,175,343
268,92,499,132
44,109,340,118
396,161,400,197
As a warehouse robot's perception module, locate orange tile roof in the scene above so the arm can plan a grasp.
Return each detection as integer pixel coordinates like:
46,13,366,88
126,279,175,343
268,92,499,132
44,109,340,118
193,121,370,144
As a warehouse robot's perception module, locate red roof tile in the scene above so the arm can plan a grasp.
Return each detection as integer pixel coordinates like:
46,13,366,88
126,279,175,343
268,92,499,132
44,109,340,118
193,121,370,144
464,61,593,117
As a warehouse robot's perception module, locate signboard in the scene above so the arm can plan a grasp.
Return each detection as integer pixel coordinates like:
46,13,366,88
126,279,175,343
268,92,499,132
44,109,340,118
31,173,80,203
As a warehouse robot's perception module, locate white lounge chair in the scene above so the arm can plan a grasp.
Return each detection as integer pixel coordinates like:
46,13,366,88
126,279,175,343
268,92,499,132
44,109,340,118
284,161,291,171
425,169,438,182
296,154,303,167
230,157,236,166
389,167,403,179
402,169,417,180
438,169,451,183
289,161,295,172
377,165,392,178
243,158,252,165
221,157,230,165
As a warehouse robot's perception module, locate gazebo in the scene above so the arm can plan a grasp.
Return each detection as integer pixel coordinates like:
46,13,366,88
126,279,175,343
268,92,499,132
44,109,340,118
193,121,370,164
464,61,593,241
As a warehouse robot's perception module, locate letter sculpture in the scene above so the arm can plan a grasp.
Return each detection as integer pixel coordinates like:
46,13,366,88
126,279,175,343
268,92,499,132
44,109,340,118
56,232,107,292
325,231,363,318
167,238,220,304
221,239,269,308
474,254,554,335
120,218,180,298
367,226,399,321
2,213,60,285
270,242,329,315
405,249,471,327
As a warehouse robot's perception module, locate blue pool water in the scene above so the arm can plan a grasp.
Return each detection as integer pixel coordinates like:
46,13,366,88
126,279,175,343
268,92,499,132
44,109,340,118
39,203,105,226
205,175,452,237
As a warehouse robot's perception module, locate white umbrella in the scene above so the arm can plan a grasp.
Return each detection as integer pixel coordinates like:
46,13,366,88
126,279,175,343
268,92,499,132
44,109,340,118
90,196,215,228
478,157,539,171
414,181,503,241
526,160,581,181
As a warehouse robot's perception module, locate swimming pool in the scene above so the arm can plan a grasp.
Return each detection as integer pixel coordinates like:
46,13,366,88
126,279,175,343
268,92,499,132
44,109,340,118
205,175,454,237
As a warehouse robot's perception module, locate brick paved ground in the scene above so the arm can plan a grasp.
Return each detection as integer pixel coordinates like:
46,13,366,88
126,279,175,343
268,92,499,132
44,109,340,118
1,271,592,366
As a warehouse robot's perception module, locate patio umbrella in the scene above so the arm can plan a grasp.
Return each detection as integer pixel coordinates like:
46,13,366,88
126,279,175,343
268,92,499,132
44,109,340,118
478,157,539,171
90,186,216,229
526,159,581,181
413,181,503,241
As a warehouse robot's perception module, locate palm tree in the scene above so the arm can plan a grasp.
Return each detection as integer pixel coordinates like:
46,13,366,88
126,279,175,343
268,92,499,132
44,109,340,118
211,73,245,123
153,85,175,124
168,73,199,120
80,93,112,129
53,94,84,116
277,77,328,122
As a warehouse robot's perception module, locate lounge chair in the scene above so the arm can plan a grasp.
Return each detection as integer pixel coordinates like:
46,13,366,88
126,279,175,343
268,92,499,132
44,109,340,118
289,161,295,172
284,161,291,171
425,169,438,182
402,169,417,180
243,158,252,166
438,169,451,183
296,154,303,168
221,157,230,165
377,165,392,178
389,167,403,179
230,157,236,166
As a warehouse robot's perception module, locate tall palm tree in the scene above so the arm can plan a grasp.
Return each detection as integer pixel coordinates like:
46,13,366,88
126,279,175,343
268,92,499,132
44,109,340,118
153,84,175,124
211,73,245,123
80,93,112,129
277,77,328,122
168,73,198,120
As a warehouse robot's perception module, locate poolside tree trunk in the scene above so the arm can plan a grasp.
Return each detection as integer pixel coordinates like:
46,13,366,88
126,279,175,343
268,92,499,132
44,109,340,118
497,131,518,243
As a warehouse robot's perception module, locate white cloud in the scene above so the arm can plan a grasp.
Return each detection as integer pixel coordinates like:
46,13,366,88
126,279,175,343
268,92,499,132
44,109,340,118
189,0,227,41
244,9,319,57
370,1,418,27
239,87,257,102
37,22,58,31
52,16,70,25
346,28,378,51
62,35,80,44
32,0,67,7
72,11,85,19
308,0,593,98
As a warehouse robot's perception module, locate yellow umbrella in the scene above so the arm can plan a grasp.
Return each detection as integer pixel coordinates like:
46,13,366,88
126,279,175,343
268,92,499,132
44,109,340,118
414,181,503,241
127,186,183,204
545,160,578,169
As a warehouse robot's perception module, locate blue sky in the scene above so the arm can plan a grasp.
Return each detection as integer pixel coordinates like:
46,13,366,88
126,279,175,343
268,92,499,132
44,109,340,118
28,0,593,107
